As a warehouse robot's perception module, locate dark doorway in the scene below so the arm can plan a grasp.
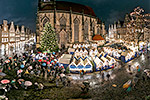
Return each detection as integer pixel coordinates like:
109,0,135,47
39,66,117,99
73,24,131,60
61,44,65,49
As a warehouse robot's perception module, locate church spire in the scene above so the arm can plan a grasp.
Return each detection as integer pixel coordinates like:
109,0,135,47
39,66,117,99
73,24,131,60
117,21,121,28
9,21,15,32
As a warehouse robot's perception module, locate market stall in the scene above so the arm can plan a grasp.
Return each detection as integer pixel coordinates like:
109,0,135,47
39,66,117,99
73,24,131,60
93,57,103,71
68,48,75,55
69,56,92,73
58,54,72,68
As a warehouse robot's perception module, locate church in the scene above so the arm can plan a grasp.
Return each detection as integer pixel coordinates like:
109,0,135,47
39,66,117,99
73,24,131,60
36,0,106,48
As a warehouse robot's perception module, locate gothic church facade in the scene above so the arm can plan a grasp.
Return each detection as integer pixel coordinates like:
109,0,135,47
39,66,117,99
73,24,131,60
36,0,106,48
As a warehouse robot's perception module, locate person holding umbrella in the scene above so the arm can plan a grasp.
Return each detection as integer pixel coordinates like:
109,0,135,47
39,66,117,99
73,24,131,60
24,81,32,89
17,69,23,78
10,79,18,89
80,69,85,78
20,63,25,69
17,79,25,88
106,73,110,81
101,72,105,82
24,70,30,78
1,79,11,92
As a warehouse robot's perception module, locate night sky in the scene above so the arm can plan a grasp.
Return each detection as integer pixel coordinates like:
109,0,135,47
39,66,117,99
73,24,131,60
0,0,149,32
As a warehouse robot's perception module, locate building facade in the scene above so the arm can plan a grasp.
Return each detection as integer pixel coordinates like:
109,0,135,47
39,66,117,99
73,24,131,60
0,20,35,55
108,7,150,43
36,0,106,48
108,20,127,40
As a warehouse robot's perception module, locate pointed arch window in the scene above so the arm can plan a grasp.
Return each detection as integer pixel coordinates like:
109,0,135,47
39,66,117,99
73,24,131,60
59,15,66,29
43,18,49,27
91,22,95,36
84,20,88,40
97,27,100,34
42,15,50,28
74,18,80,42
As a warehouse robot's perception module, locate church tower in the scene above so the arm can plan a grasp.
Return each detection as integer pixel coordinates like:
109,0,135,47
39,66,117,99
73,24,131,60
124,14,130,27
36,0,56,47
38,0,56,10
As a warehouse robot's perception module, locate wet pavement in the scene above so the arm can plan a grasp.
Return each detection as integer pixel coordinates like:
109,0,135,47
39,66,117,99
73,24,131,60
70,70,114,81
70,51,150,88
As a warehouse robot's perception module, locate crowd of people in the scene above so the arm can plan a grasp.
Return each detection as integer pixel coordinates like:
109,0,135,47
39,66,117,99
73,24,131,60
0,50,71,92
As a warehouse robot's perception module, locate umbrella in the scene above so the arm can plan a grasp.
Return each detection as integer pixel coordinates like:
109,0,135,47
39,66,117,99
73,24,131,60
23,61,26,65
127,86,132,92
29,66,33,70
17,69,23,74
123,80,131,89
24,81,32,87
18,79,25,84
32,54,35,57
51,60,54,63
47,62,50,64
54,59,57,63
20,64,25,68
0,72,6,77
25,70,29,74
43,60,47,62
1,79,10,84
60,64,63,66
38,59,42,62
112,84,117,87
18,79,24,82
52,52,55,55
51,62,54,65
42,63,46,66
60,73,65,78
11,79,16,84
5,60,10,63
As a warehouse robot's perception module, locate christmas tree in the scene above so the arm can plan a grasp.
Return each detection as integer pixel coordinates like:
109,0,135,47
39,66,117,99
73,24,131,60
40,23,59,52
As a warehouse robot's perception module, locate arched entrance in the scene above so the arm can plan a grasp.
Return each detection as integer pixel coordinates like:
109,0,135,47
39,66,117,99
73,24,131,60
59,30,67,49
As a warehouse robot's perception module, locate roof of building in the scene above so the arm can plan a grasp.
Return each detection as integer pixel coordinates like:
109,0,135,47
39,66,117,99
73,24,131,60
92,34,104,41
115,21,124,27
97,18,101,24
39,1,97,17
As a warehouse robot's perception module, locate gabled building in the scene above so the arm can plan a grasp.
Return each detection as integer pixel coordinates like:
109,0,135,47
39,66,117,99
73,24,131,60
1,20,9,54
25,28,29,41
9,22,16,50
108,7,150,44
0,20,35,55
15,25,21,50
20,26,25,41
108,20,127,41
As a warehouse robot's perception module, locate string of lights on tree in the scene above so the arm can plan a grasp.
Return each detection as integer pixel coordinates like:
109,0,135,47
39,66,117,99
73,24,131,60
40,23,59,52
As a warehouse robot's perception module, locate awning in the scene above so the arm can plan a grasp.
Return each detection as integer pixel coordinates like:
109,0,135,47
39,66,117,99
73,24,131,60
58,54,72,64
92,34,105,41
